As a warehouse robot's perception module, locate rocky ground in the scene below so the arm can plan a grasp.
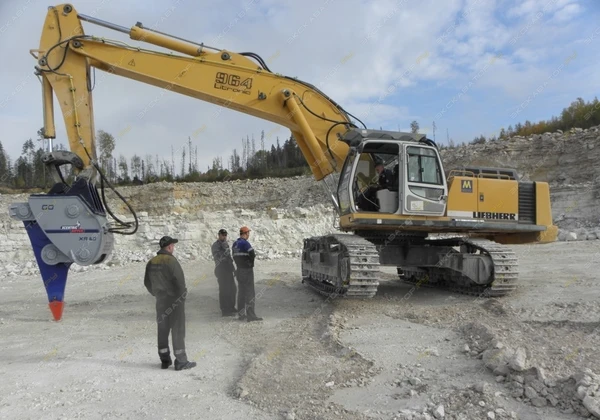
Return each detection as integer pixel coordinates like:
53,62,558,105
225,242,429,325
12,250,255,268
1,240,599,419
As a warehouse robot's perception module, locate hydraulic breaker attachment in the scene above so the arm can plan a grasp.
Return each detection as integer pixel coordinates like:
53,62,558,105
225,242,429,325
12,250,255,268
9,151,114,321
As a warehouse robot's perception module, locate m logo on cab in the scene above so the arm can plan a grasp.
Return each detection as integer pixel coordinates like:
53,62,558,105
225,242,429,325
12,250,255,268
461,180,473,193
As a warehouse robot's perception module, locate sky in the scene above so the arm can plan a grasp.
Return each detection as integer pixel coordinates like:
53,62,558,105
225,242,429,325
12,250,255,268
0,0,599,174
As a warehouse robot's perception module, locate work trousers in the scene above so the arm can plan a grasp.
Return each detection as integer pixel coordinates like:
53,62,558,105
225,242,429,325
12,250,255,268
156,294,188,364
216,266,237,314
236,267,257,318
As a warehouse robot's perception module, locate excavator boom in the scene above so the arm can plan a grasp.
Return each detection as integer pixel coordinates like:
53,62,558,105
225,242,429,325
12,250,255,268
33,4,361,183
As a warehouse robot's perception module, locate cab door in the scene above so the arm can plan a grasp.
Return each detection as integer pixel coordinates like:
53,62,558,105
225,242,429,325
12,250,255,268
402,145,447,216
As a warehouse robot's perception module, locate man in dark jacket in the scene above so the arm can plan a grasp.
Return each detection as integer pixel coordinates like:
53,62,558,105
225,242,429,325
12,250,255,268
211,228,237,317
232,226,263,322
375,162,394,190
356,159,395,211
144,236,197,371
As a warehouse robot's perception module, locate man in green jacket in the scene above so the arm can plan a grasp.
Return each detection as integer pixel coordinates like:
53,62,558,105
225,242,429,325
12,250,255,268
144,236,196,371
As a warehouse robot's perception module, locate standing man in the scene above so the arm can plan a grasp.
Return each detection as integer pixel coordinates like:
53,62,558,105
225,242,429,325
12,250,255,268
232,226,263,322
144,235,197,371
211,228,237,317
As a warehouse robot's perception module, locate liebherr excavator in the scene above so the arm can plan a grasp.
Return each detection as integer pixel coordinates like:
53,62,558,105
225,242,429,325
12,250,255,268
10,4,557,320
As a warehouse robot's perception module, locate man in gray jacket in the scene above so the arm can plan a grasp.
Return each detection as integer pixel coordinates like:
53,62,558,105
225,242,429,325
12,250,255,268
211,229,238,316
144,236,196,371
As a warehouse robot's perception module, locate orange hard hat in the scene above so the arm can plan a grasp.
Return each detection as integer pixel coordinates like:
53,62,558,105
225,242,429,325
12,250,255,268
239,226,251,234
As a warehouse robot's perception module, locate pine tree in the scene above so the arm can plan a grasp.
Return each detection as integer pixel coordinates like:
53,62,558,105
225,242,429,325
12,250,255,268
188,137,193,174
97,130,115,177
276,137,282,167
181,148,186,178
242,137,247,171
261,130,266,170
33,148,47,187
118,155,129,181
0,141,8,184
131,155,142,179
171,145,175,176
410,120,420,133
21,139,35,187
251,134,256,170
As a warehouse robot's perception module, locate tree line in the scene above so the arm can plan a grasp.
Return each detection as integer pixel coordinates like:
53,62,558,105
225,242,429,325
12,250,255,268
0,96,598,191
0,130,310,190
466,96,600,146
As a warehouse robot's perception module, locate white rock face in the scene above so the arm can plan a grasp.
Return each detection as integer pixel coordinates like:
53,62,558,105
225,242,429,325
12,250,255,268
106,203,337,265
0,177,339,274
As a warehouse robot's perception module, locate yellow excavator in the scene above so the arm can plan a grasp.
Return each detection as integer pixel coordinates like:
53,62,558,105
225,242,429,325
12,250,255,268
10,4,557,320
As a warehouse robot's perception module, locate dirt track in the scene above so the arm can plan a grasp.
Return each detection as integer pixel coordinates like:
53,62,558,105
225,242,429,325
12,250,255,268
1,240,600,420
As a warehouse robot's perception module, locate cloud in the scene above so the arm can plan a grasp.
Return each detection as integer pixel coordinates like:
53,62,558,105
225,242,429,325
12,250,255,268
343,101,412,129
550,2,582,23
506,0,576,19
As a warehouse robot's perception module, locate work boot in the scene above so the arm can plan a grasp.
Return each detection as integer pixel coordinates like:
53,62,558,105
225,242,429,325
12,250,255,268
247,316,263,322
174,360,197,371
161,359,173,369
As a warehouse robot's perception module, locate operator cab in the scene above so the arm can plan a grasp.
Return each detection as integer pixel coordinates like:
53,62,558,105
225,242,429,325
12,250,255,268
336,129,447,217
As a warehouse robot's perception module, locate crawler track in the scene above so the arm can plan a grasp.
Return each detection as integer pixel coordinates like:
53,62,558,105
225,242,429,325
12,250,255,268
302,234,519,299
302,234,380,299
401,238,519,297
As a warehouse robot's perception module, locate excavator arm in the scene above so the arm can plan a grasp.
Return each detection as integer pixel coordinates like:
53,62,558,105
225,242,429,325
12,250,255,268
34,3,362,182
10,3,366,321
